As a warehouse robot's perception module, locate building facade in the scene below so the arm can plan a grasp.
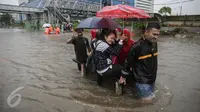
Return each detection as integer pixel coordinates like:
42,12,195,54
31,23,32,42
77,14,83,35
0,0,29,22
113,0,135,8
74,0,153,13
134,0,154,13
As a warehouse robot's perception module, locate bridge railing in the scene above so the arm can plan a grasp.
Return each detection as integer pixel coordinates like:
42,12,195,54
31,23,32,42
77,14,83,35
44,0,52,8
46,0,101,21
48,0,100,12
0,3,44,13
46,0,70,23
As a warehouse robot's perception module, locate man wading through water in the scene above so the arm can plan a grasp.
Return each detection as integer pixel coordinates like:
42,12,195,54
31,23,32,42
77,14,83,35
122,23,160,103
67,28,91,76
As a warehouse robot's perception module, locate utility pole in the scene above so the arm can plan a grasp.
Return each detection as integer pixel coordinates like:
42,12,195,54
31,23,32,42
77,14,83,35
180,6,182,15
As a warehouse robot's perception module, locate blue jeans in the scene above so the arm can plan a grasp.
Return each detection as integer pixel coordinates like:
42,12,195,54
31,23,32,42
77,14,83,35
135,83,155,98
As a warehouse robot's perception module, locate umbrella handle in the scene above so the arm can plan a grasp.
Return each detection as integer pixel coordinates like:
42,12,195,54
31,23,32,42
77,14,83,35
131,21,133,37
123,18,124,29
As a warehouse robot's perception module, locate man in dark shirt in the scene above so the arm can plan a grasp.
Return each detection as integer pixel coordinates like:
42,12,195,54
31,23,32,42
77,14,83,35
122,23,160,102
67,29,91,76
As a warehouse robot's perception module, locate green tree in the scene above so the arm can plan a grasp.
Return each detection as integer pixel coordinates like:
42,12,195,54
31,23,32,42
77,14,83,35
159,6,172,16
0,13,13,26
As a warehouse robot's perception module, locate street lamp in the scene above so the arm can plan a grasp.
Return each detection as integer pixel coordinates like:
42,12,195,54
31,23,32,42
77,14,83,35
100,0,102,9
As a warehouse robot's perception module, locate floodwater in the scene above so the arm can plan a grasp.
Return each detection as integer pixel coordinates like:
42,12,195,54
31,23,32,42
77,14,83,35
0,28,200,112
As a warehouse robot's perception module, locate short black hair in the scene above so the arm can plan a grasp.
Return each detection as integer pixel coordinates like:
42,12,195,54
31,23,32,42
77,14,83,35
146,22,161,30
75,28,83,32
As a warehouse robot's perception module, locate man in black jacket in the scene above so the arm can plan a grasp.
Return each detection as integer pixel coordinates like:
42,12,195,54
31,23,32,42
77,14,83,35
122,23,160,102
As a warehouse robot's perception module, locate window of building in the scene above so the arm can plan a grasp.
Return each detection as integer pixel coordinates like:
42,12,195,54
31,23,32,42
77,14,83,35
136,2,152,7
137,0,152,4
136,5,152,10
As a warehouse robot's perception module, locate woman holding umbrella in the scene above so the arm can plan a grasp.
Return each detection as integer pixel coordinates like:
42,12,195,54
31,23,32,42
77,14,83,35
94,29,126,94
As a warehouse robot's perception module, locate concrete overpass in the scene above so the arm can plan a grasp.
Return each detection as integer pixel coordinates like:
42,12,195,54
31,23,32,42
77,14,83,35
46,0,100,21
0,0,102,29
0,3,44,14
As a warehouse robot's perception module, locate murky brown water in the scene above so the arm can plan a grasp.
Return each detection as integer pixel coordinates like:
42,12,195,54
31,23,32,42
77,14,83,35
0,28,200,112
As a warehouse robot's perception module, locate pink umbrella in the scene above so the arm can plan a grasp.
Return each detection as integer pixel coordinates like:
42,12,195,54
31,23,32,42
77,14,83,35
96,4,151,34
96,4,150,18
120,4,151,18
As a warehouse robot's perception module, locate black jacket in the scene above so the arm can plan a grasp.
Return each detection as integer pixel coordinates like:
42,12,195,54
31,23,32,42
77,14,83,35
122,38,158,84
71,36,90,63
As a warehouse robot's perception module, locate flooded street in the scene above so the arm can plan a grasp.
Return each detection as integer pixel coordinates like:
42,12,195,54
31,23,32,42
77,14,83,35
0,28,200,112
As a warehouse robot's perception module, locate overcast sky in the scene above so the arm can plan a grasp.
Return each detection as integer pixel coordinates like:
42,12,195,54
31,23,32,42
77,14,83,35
154,0,200,15
0,0,19,5
1,0,200,15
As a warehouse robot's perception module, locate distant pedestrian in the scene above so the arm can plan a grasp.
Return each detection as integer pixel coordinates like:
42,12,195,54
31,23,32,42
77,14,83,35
90,29,97,41
44,27,49,35
55,26,60,34
37,20,40,30
49,26,53,33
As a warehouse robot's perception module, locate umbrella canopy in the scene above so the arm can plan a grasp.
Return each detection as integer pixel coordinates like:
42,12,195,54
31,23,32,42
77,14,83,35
96,4,150,18
122,5,150,18
42,23,51,27
76,17,121,29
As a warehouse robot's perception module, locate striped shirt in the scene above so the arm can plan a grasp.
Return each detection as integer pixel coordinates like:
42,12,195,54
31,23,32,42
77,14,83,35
95,40,123,74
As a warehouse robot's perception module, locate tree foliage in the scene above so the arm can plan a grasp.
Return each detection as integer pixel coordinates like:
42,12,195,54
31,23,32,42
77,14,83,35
159,6,172,16
0,13,13,26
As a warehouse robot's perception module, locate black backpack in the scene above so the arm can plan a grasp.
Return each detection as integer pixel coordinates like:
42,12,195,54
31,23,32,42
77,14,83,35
86,40,101,74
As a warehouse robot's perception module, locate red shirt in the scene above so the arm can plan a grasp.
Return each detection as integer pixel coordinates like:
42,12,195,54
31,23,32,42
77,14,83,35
90,29,97,40
118,39,134,65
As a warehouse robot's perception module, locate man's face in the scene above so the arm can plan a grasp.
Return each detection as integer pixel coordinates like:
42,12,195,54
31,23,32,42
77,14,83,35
77,32,83,36
145,28,160,43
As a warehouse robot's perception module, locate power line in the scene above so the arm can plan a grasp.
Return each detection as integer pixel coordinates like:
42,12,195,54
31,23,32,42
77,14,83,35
154,0,194,5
